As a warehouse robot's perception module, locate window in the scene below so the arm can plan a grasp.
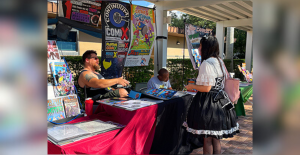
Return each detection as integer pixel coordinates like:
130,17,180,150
48,29,77,51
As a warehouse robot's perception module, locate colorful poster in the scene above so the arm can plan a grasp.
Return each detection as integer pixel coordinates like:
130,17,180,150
100,1,131,79
62,0,102,26
185,24,212,70
124,5,156,67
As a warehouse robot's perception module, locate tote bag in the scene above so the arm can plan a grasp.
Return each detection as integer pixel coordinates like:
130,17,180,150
217,58,240,103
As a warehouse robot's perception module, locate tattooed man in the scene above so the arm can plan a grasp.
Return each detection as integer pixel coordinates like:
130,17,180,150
78,50,129,101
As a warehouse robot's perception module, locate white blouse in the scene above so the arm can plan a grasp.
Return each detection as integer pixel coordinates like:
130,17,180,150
196,57,226,86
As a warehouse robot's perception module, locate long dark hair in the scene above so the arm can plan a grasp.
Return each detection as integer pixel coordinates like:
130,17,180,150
200,36,220,63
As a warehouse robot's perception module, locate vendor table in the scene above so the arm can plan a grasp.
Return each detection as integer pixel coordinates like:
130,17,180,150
48,103,157,154
47,95,199,154
235,84,253,116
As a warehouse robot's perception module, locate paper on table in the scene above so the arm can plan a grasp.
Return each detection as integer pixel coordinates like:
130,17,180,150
74,120,119,134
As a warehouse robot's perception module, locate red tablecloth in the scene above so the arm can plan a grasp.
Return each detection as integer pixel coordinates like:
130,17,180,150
48,104,158,154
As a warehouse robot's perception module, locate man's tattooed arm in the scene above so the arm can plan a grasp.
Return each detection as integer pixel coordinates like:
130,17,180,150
84,73,97,82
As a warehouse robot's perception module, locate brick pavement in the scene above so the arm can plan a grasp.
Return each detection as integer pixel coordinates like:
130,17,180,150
191,96,253,154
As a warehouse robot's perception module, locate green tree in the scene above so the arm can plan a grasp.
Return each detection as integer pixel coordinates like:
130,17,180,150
170,11,247,61
233,29,247,59
170,11,216,30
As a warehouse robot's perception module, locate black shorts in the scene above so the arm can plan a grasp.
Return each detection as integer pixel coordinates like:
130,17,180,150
99,89,120,99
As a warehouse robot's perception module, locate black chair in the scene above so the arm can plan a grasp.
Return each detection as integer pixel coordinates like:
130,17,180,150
134,82,148,93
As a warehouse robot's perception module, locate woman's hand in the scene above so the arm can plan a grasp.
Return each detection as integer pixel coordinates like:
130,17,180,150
185,84,194,91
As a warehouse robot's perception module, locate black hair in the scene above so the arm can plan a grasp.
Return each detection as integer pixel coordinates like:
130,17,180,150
158,68,168,76
200,36,220,63
82,50,97,64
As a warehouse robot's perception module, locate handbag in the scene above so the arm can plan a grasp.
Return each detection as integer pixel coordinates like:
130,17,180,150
216,58,240,103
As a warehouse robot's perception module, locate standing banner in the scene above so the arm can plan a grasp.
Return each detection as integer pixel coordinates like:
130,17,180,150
101,1,131,79
185,24,212,69
62,0,102,26
124,5,156,67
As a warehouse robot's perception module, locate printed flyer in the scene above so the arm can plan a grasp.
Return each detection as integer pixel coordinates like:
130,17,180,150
62,0,102,26
124,5,155,67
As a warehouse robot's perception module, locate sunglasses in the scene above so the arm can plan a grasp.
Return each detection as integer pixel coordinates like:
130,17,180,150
90,57,99,60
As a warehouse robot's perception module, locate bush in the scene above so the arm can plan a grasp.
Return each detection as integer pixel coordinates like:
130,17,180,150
223,59,245,80
167,59,198,90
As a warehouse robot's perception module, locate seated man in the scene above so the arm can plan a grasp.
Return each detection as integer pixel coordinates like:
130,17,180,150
78,50,129,101
147,68,172,89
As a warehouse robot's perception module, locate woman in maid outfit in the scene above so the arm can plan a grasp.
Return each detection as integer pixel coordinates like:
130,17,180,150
184,36,239,154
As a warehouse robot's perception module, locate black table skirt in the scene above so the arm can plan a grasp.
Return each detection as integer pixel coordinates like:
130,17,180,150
150,95,203,154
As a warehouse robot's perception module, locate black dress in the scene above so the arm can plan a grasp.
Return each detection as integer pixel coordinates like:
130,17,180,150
183,59,239,139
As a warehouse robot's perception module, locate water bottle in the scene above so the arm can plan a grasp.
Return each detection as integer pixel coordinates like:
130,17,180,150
85,98,94,117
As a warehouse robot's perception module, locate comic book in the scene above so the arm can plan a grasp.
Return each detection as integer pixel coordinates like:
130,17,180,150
56,73,73,86
96,99,123,105
52,72,75,97
53,85,75,97
113,100,152,111
47,40,61,74
144,88,180,100
47,40,60,60
187,78,198,92
156,89,177,99
50,62,68,86
145,88,164,96
63,98,81,117
47,98,66,121
58,95,78,101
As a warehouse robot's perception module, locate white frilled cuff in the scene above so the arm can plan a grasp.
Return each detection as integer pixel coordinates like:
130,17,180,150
196,74,217,86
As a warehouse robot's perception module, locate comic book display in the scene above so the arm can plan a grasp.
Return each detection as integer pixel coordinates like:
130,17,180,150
47,50,81,122
185,24,212,70
124,5,155,67
238,65,253,82
100,1,131,79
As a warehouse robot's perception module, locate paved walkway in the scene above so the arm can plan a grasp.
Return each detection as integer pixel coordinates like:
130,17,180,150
191,96,253,154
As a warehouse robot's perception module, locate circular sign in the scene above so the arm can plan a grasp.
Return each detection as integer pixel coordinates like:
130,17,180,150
109,8,126,27
91,15,99,25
